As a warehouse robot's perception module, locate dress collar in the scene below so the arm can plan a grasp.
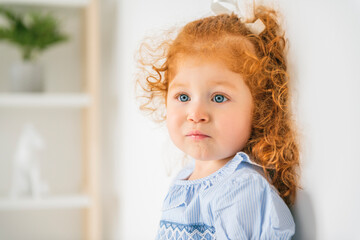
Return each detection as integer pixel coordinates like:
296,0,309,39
173,151,262,186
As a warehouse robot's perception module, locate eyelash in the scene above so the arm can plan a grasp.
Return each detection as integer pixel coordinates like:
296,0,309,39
175,93,230,103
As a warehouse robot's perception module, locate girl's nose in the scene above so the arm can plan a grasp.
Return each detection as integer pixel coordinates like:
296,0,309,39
186,102,210,123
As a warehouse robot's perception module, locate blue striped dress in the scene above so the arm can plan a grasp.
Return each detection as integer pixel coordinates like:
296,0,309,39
156,151,295,240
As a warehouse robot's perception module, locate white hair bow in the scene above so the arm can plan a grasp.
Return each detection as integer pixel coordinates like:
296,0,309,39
211,0,266,35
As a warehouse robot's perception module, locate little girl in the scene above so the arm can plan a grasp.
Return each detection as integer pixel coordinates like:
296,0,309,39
137,2,300,239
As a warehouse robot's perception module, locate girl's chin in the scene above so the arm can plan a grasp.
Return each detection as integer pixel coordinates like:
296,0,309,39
187,153,233,162
186,154,212,162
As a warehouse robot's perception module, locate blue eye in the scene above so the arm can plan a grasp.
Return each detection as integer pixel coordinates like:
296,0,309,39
177,94,190,102
212,94,228,103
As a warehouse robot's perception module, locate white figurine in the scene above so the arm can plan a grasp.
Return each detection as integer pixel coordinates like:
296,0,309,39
9,123,49,199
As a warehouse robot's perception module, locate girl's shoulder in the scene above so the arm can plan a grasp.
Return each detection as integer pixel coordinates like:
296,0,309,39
211,155,295,237
213,161,278,208
223,153,278,193
209,153,278,201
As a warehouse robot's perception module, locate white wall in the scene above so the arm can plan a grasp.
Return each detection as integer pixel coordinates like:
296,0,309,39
100,0,360,239
283,1,360,239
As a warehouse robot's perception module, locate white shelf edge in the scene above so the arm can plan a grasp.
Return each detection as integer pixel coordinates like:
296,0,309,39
0,93,91,108
0,0,89,7
0,194,91,210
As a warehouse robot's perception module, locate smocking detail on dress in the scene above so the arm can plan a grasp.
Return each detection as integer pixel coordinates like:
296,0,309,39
157,220,216,240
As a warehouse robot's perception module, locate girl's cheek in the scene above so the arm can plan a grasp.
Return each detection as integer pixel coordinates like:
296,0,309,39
166,101,175,116
167,100,184,114
166,103,180,122
168,108,182,123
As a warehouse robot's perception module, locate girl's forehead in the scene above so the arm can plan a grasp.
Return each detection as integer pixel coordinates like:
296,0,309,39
169,55,230,78
168,56,247,89
176,55,223,67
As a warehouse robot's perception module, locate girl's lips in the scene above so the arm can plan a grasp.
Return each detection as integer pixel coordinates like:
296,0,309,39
187,135,209,140
186,131,210,140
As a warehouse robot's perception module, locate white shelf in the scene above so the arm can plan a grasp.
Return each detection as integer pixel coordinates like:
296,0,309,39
0,0,89,7
0,93,91,108
0,194,91,210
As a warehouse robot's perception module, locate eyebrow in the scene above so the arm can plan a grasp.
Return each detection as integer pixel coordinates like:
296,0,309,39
168,82,186,89
169,80,238,90
211,81,238,89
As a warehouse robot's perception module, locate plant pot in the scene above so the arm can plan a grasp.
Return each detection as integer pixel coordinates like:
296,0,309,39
9,61,44,92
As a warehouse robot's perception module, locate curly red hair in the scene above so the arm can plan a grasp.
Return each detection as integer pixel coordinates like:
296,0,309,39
136,6,301,206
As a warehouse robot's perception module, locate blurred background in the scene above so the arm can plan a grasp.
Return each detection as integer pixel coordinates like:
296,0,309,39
0,0,359,239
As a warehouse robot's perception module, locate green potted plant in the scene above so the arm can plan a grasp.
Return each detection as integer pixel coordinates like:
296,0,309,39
0,6,68,92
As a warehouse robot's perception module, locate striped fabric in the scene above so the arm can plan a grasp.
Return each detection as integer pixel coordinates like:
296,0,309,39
155,152,295,240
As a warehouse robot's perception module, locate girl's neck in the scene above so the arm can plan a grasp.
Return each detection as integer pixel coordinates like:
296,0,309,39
187,156,234,181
